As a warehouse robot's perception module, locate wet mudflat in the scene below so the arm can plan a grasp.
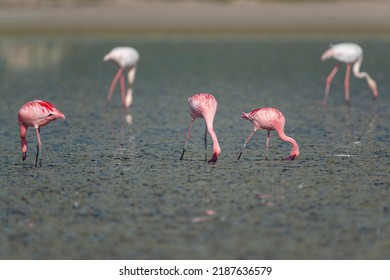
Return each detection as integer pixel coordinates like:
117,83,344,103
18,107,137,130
0,35,389,259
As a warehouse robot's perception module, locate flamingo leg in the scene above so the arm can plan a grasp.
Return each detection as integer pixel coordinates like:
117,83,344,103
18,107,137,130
106,67,124,107
237,130,256,160
35,126,42,167
120,72,126,108
265,130,270,160
180,119,195,160
344,63,351,105
204,125,208,161
323,63,339,106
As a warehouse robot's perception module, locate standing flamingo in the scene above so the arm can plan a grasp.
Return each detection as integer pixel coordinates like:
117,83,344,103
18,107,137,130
103,46,139,109
180,93,221,163
238,107,299,161
18,100,65,167
321,42,378,106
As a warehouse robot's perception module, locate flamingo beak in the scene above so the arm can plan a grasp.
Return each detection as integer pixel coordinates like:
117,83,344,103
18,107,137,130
370,82,379,99
22,152,27,161
284,155,297,161
208,153,219,163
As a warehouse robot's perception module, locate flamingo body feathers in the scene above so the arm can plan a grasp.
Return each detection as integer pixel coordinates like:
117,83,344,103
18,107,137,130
321,43,362,64
104,47,139,69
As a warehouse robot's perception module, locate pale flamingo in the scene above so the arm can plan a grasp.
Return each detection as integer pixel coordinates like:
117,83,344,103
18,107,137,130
180,93,221,163
238,107,299,161
18,100,65,167
103,46,139,109
321,42,378,106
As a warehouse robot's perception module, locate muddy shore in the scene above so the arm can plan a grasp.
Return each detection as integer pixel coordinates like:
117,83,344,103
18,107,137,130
0,1,390,34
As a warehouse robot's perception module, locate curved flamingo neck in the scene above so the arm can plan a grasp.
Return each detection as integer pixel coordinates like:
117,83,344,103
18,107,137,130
352,57,367,79
210,129,221,156
204,116,221,162
19,121,28,157
276,129,299,157
353,57,378,97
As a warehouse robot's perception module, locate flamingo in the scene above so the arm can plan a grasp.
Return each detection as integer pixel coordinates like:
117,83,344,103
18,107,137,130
18,100,65,167
321,42,378,106
103,46,139,109
237,107,299,161
180,93,221,163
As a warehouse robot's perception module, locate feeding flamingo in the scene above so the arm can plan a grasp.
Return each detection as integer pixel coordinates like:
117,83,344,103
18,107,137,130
180,93,221,163
18,100,65,167
103,46,139,109
238,107,299,161
321,42,378,106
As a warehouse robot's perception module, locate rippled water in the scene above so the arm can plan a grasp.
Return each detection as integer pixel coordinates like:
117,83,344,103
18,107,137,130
0,34,389,259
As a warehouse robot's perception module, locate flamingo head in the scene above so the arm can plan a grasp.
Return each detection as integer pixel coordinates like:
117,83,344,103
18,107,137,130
284,144,299,161
368,78,379,99
208,146,221,164
208,152,219,163
284,149,299,160
21,142,27,161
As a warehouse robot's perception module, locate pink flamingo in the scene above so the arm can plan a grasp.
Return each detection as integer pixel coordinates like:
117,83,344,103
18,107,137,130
238,107,299,161
18,100,65,167
103,46,139,109
180,93,221,163
321,42,378,106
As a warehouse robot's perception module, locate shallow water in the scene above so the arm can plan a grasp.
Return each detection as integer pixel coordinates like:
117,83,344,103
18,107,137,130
0,34,390,259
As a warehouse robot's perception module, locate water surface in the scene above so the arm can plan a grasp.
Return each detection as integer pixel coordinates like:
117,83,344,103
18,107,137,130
0,34,389,259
